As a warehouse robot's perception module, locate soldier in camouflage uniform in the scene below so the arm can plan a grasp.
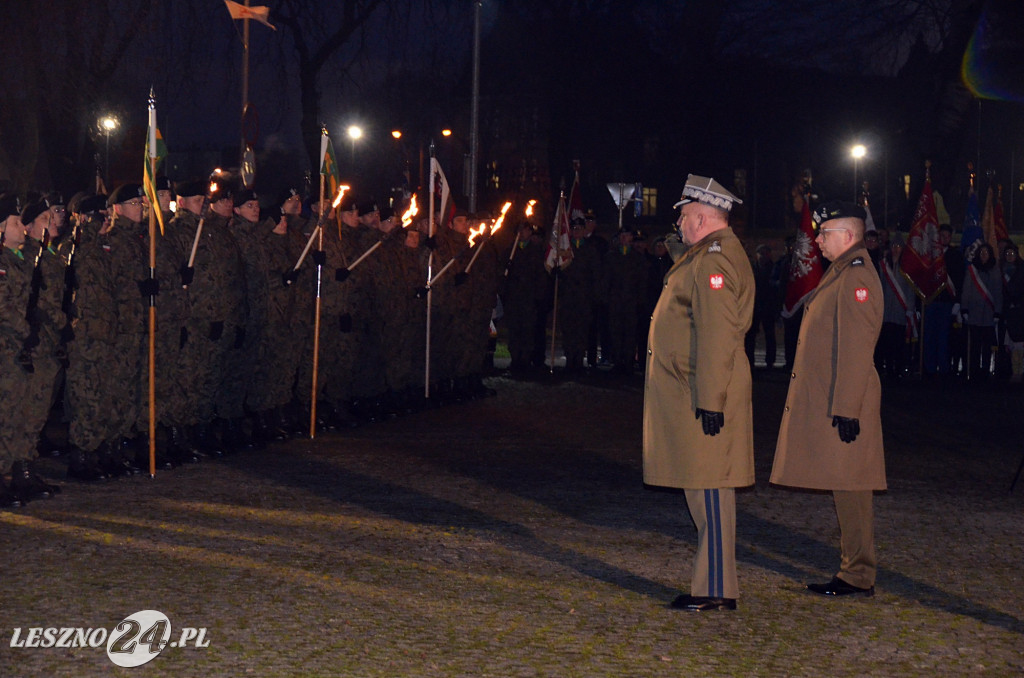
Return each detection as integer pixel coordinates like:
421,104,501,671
501,222,548,374
349,199,387,421
173,181,249,453
281,188,316,434
8,199,64,501
460,213,500,397
0,197,34,506
603,228,647,374
557,218,601,373
63,194,125,479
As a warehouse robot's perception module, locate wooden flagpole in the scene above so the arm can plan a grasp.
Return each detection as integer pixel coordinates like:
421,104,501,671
310,172,326,438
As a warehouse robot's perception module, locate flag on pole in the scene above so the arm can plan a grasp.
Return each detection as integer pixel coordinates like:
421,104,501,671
319,131,340,200
544,192,573,272
143,104,167,235
224,0,276,30
431,157,455,226
962,185,983,260
981,184,1008,252
780,196,823,318
900,175,947,299
566,169,583,224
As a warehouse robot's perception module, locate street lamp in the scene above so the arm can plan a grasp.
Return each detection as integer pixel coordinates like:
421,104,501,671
347,125,363,163
851,144,866,202
99,115,119,188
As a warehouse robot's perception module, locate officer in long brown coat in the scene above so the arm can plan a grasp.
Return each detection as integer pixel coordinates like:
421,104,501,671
771,201,885,597
643,175,754,612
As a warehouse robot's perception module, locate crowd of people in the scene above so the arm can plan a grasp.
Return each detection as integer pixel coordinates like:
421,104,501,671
742,223,1024,384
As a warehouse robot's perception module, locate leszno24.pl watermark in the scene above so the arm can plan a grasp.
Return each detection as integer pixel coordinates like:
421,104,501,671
9,610,209,668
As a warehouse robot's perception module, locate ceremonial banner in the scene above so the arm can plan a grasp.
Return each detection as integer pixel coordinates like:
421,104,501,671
780,198,823,318
143,116,167,235
900,177,947,299
224,0,276,30
544,192,572,272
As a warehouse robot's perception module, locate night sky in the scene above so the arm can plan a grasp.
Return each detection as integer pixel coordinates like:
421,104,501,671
3,0,1024,232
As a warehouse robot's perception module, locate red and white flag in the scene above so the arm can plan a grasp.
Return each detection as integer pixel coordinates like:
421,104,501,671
544,192,573,272
900,177,946,299
430,157,455,228
224,0,276,30
781,197,823,318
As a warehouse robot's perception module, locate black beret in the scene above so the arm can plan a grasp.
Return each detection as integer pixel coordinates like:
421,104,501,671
0,193,22,221
108,183,144,206
277,187,302,207
584,209,596,221
452,207,470,219
357,199,379,217
45,191,65,207
78,195,108,215
337,193,359,213
21,200,50,226
379,205,395,221
175,180,207,198
570,216,586,227
209,181,232,203
812,201,866,228
155,176,172,192
233,189,258,207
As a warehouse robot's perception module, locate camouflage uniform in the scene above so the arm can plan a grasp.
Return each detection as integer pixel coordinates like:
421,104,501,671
227,214,270,415
255,223,304,415
603,244,647,371
152,216,194,431
557,238,601,370
501,235,548,371
463,235,500,388
0,244,31,472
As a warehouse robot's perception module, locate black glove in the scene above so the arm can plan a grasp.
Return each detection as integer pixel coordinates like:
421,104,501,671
64,265,77,290
832,416,860,443
180,264,195,286
209,320,224,341
137,277,159,298
335,267,351,282
179,326,189,349
233,326,246,349
695,408,724,436
282,269,300,286
454,271,469,286
339,313,353,333
311,250,326,267
423,235,437,250
59,325,75,345
414,286,429,299
16,349,34,373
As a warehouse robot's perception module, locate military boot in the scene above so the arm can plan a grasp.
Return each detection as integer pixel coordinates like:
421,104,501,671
10,460,61,502
97,440,143,477
168,426,200,464
193,422,224,458
66,448,108,482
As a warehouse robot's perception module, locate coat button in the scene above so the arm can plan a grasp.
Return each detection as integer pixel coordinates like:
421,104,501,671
784,406,789,412
647,349,652,355
791,372,796,379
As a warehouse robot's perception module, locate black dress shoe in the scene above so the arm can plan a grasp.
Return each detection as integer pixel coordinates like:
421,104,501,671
806,576,874,597
66,449,109,482
669,594,737,611
0,480,23,509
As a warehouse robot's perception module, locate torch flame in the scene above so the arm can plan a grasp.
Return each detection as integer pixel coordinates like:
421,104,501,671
401,194,419,228
332,185,351,209
525,199,536,218
209,182,218,194
468,223,488,247
490,201,513,236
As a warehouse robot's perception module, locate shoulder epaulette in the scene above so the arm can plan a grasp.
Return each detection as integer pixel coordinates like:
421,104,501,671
851,256,864,266
707,241,722,253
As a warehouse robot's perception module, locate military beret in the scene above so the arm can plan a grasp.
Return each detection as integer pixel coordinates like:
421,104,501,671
45,191,65,207
452,207,470,219
78,194,108,215
379,204,395,221
674,174,742,212
0,193,22,221
570,216,586,227
21,200,50,226
209,181,232,203
584,209,596,221
175,180,207,198
811,201,866,229
337,193,359,212
155,176,172,192
108,183,144,206
233,188,258,207
277,187,302,207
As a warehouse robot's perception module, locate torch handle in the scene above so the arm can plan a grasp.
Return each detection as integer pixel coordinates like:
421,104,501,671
428,255,459,287
186,217,205,269
464,239,485,273
293,224,322,272
346,240,382,272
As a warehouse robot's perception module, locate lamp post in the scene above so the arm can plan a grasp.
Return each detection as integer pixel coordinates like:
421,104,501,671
851,144,866,202
100,115,119,188
347,125,363,164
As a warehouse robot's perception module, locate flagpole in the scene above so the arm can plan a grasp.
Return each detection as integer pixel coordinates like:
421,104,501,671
146,91,158,478
425,144,436,399
241,0,251,172
310,172,326,438
549,273,559,375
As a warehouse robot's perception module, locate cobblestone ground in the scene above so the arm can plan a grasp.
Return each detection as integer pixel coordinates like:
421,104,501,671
1,370,1022,677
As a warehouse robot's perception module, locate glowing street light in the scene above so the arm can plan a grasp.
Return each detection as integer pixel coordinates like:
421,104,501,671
347,125,363,163
851,144,867,201
391,130,402,140
99,115,120,188
441,129,452,137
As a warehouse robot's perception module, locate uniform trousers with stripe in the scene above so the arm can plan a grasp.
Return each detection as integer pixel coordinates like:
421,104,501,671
833,489,876,589
683,488,738,599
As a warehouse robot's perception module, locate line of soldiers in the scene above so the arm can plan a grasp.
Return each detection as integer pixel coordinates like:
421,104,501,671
502,214,673,376
0,176,504,506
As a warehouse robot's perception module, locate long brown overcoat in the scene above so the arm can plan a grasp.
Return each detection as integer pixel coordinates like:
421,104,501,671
643,227,755,489
770,245,886,491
